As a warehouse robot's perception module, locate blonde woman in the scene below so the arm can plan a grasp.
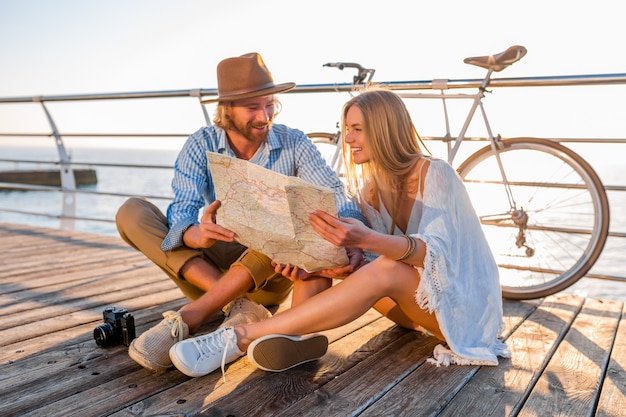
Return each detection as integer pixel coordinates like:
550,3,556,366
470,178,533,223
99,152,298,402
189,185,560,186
168,88,510,378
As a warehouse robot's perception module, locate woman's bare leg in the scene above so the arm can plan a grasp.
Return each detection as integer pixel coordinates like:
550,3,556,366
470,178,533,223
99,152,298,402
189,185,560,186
234,256,443,350
291,276,333,306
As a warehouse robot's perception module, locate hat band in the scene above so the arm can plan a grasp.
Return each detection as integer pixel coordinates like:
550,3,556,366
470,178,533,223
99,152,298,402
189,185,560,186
221,82,277,97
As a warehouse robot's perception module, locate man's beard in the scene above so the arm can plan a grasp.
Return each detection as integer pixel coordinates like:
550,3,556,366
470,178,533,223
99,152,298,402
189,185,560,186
230,119,272,143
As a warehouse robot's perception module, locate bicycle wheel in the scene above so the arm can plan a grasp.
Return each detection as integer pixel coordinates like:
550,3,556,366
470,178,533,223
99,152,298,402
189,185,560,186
308,132,343,174
457,137,610,300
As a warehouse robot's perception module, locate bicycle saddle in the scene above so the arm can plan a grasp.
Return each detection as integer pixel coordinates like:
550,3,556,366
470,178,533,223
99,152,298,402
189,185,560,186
463,45,527,72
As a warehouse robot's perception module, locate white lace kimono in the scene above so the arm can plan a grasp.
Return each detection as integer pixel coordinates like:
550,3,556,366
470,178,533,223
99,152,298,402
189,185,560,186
362,158,510,366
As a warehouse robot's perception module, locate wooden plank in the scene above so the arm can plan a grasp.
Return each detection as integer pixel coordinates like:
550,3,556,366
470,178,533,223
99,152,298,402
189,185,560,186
274,330,441,416
0,242,137,279
1,224,624,417
1,242,136,277
0,298,198,417
357,295,575,417
280,298,537,417
194,315,397,417
436,294,585,416
0,231,126,259
0,263,171,319
5,348,147,417
0,255,152,295
36,311,386,417
596,303,626,417
0,298,188,392
5,311,224,417
518,298,623,417
0,278,180,344
0,287,186,362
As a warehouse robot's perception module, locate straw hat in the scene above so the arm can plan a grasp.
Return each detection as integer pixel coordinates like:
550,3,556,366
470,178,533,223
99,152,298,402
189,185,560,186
201,52,296,103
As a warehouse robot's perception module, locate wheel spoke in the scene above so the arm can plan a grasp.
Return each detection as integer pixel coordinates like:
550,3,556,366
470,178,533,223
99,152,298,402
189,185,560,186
458,138,609,299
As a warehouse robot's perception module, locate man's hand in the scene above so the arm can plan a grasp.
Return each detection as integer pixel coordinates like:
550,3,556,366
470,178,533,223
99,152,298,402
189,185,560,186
270,261,340,281
271,261,314,282
271,247,365,282
321,247,366,278
183,200,236,249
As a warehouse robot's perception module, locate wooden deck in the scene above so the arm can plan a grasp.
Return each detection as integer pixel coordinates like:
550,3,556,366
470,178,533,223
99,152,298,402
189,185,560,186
1,222,625,417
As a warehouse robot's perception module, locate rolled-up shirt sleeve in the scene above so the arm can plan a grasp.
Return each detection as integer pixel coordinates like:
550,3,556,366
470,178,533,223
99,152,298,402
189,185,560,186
162,131,215,251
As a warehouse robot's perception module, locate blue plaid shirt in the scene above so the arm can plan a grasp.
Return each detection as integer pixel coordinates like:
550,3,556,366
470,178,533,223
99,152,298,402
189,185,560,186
162,123,366,251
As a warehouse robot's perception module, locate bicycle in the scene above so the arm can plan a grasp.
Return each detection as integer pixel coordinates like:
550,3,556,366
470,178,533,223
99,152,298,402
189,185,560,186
307,62,376,175
307,45,610,300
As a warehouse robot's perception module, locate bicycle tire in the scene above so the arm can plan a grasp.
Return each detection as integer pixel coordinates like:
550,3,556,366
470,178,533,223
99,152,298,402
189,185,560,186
308,132,343,174
457,137,610,300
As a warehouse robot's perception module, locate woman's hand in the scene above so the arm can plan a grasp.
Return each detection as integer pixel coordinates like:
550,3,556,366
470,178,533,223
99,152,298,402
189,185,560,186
309,210,369,248
183,200,236,249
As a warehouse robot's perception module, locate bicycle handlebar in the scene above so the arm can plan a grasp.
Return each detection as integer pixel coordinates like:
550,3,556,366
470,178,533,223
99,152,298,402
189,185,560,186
323,62,376,85
323,46,527,87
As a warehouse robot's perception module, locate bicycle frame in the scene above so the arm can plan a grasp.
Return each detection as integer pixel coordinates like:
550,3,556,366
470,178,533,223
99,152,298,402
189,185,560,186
397,68,517,211
311,46,610,299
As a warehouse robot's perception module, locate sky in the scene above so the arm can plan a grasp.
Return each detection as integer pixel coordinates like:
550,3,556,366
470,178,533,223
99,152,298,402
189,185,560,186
1,0,625,160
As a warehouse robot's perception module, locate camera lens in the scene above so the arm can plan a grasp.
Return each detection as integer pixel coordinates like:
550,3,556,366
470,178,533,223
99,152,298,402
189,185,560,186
94,323,115,347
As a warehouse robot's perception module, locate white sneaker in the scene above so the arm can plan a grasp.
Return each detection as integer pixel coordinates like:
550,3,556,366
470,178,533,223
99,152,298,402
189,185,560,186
169,327,244,378
219,297,272,328
247,334,328,372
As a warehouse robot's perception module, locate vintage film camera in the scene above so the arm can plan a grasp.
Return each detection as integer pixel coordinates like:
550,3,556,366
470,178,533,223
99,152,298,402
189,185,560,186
93,306,136,347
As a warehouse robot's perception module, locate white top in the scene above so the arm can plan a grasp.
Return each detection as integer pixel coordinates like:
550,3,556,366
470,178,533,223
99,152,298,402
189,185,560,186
362,157,510,366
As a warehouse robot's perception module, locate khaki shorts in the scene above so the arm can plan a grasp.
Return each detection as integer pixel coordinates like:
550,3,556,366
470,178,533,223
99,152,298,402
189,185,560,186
116,197,292,305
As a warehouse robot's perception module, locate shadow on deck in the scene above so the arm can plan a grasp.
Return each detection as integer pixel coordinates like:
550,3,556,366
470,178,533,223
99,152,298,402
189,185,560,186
1,222,625,416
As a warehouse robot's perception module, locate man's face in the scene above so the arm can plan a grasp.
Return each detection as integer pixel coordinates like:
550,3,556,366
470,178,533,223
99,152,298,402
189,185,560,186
227,96,276,143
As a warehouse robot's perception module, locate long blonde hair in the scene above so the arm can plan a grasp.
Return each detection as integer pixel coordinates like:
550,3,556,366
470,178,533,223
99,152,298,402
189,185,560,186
341,88,426,215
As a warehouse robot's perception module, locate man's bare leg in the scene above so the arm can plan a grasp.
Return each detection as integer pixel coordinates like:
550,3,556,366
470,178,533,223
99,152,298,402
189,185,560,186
179,257,222,292
178,264,256,333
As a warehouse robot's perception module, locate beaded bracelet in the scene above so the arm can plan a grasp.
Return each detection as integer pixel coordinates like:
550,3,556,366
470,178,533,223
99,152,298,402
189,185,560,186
395,234,416,261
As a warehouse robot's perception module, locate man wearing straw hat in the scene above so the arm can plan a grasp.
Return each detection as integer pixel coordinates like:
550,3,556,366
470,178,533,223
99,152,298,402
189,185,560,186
115,52,366,374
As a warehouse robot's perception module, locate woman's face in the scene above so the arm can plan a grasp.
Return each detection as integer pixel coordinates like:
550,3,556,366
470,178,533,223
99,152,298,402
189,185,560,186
344,105,370,164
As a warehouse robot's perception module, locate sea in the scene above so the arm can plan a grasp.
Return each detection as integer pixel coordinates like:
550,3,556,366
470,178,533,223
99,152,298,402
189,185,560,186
1,144,625,303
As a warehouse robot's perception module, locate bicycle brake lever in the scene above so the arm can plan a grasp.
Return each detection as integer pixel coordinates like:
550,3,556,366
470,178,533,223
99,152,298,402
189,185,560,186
323,62,345,70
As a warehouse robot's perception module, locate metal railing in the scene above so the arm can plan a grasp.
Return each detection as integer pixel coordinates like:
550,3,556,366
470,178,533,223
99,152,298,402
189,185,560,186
1,73,625,285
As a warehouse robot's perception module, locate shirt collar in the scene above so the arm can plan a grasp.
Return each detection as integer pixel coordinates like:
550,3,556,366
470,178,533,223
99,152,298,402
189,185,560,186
216,128,230,154
266,128,282,151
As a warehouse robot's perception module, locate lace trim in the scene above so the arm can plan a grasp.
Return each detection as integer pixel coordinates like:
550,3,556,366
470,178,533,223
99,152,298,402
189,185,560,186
428,344,497,367
414,236,446,313
427,342,511,367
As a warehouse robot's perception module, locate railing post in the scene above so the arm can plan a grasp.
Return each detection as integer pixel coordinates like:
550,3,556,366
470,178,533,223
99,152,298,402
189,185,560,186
190,89,212,126
35,98,76,230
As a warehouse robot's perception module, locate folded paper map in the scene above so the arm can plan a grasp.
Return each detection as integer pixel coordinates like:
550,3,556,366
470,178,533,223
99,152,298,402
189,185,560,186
207,152,349,272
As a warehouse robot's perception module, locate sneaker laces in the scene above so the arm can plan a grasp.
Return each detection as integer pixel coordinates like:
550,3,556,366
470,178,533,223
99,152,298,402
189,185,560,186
162,311,185,341
222,298,245,317
191,328,237,382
